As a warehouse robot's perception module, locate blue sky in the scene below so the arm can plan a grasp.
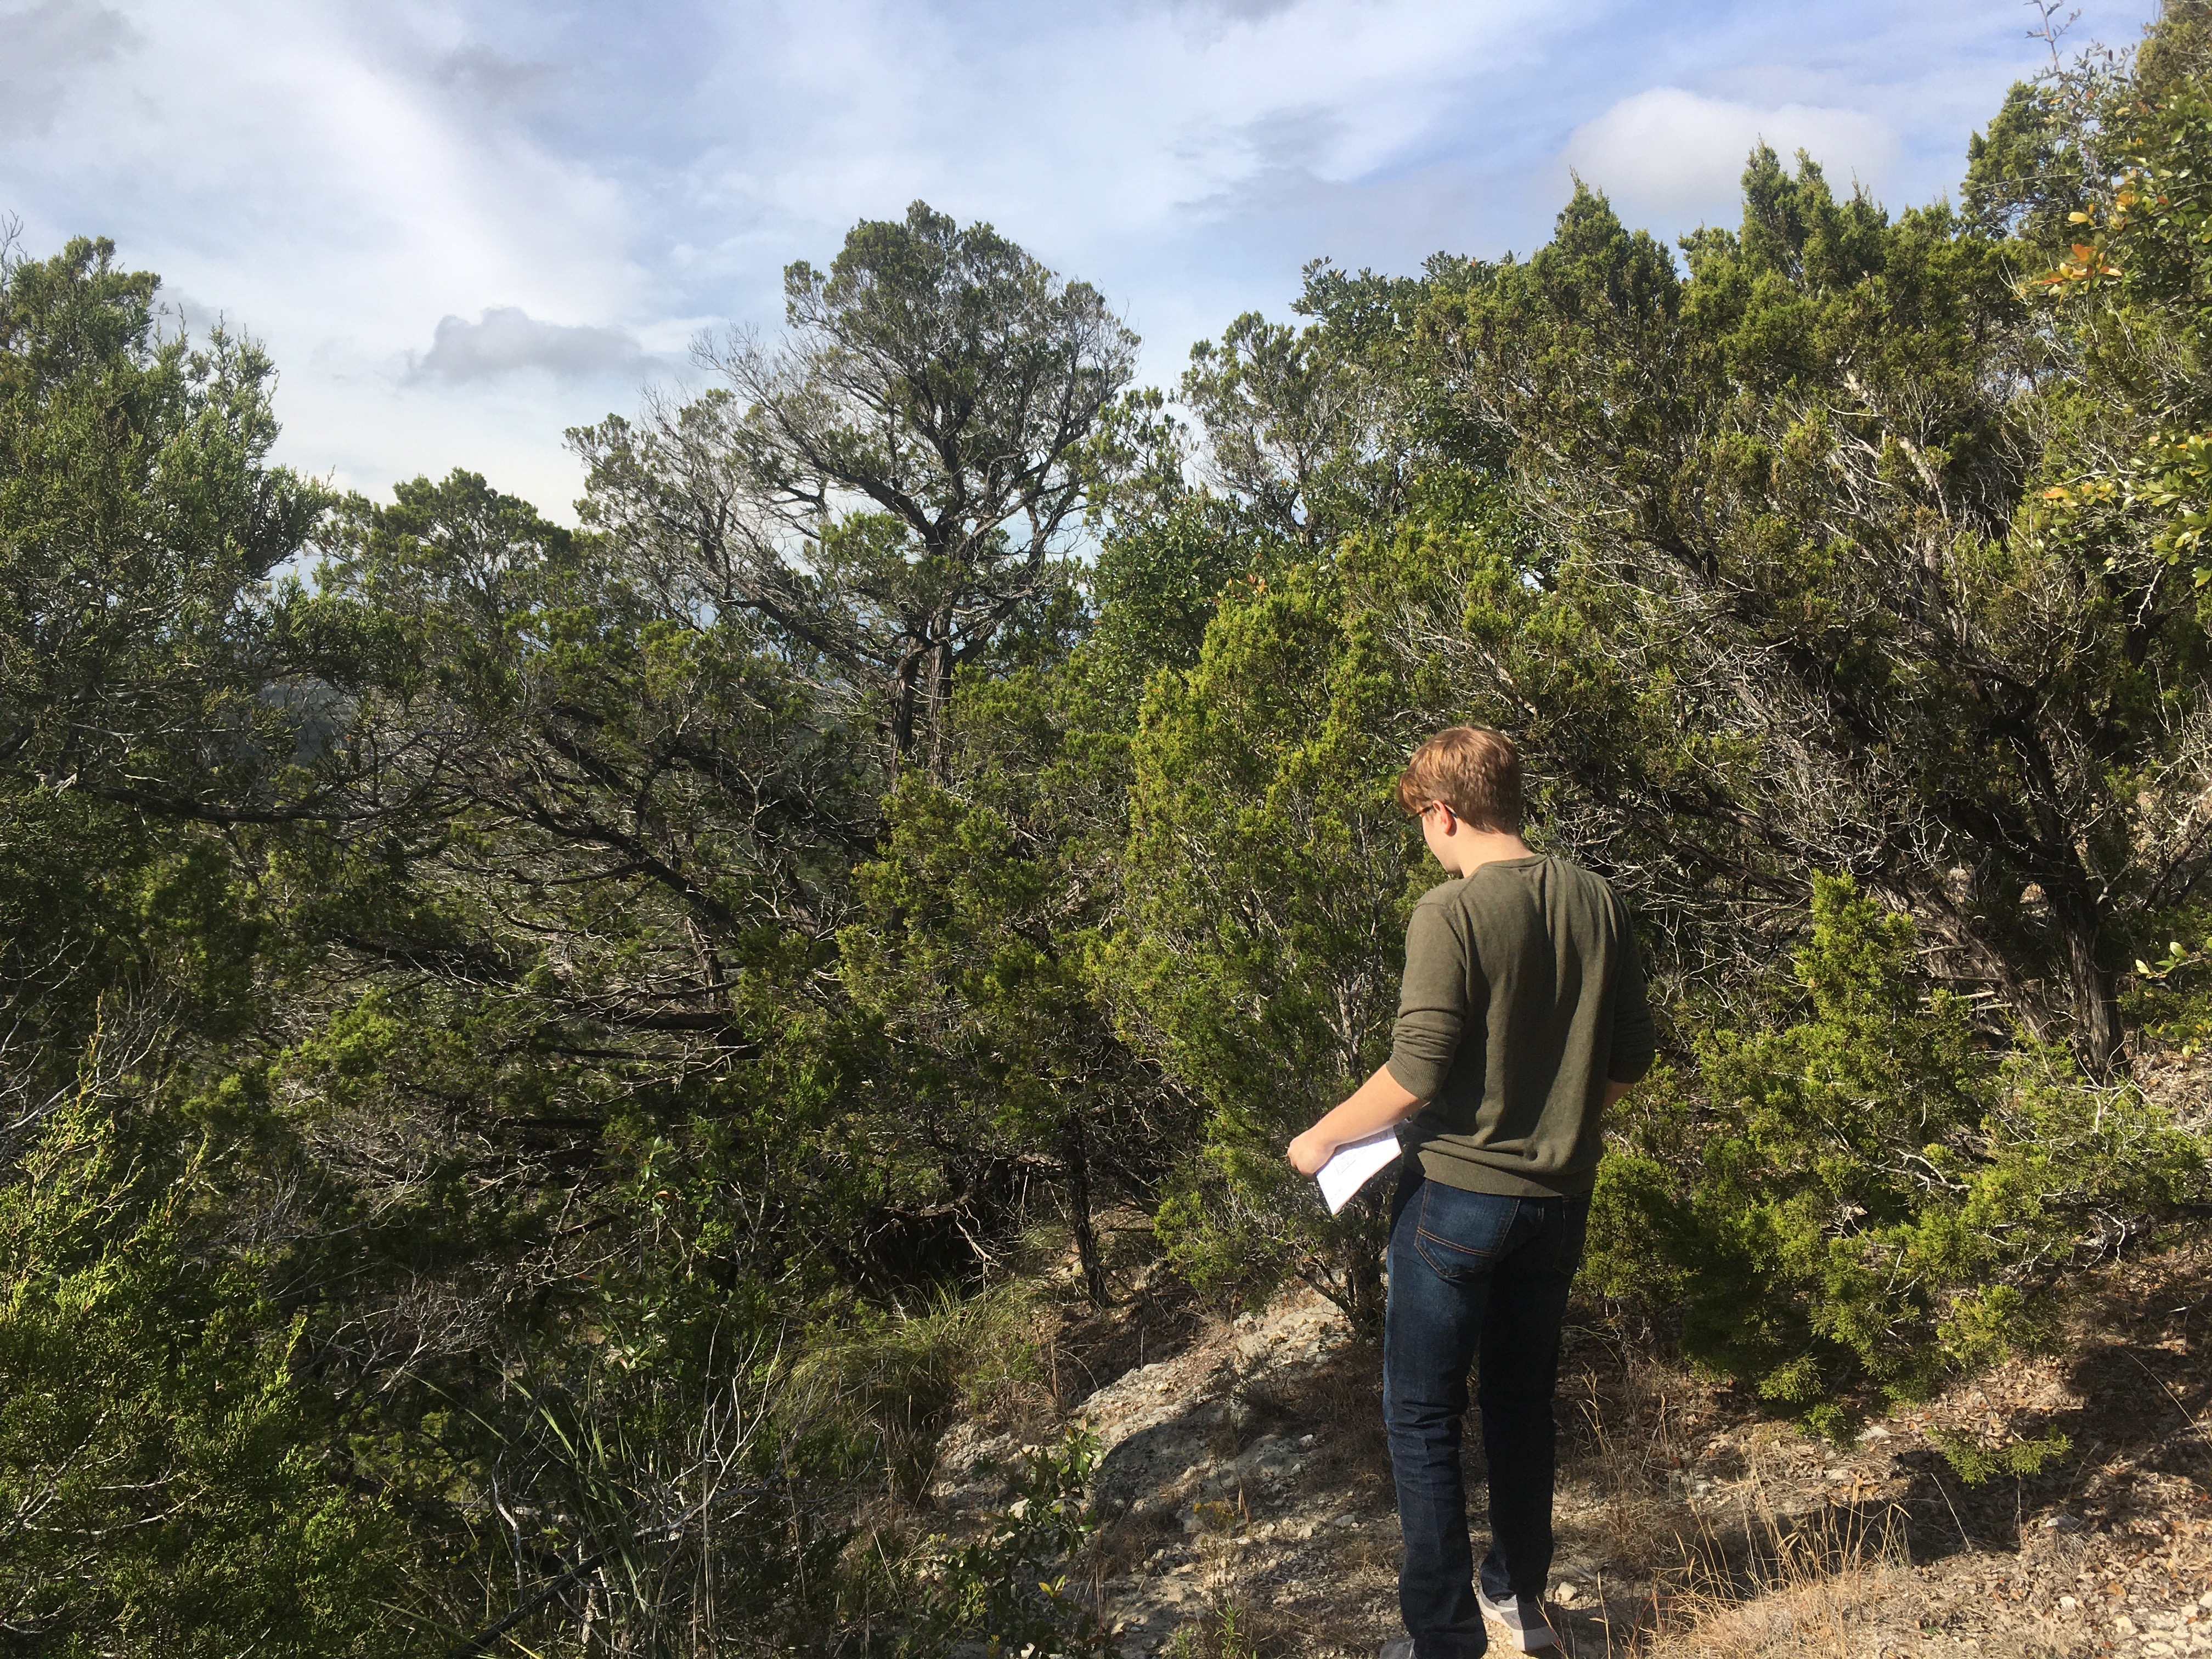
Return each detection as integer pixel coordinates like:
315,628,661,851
1,0,2163,518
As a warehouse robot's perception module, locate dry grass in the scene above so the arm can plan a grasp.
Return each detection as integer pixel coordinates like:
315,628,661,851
1545,1340,1927,1657
1164,1506,1318,1659
1090,1497,1183,1581
1561,1348,1705,1579
1640,1565,1906,1658
1161,1596,1306,1658
1625,1501,1912,1658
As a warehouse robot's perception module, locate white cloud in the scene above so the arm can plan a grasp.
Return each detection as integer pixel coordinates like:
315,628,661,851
0,0,134,135
0,0,2162,519
0,0,650,511
1561,87,1900,229
723,0,1579,234
406,307,651,385
659,0,1599,398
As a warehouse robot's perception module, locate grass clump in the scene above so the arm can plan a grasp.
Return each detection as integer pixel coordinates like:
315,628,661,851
788,1281,1046,1500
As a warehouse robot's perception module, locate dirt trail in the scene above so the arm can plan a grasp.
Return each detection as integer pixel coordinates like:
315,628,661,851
929,1238,2212,1657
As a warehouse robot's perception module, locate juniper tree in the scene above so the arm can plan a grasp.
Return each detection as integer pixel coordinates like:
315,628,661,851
573,202,1138,778
1415,148,2209,1075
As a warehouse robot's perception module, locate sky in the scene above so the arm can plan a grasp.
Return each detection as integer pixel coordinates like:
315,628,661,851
0,0,2166,520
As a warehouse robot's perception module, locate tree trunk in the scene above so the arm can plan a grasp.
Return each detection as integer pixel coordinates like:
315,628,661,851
1344,1238,1385,1342
1901,872,2059,1047
2052,882,2124,1078
924,631,956,783
888,651,923,771
1061,1110,1110,1308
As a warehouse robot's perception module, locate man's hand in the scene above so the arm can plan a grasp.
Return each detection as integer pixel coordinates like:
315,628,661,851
1286,1126,1338,1177
1286,1064,1423,1181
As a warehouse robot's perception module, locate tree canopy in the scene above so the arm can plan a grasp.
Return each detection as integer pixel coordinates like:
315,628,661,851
572,201,1137,778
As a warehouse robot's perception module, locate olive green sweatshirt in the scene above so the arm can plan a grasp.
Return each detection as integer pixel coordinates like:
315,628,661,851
1384,854,1655,1198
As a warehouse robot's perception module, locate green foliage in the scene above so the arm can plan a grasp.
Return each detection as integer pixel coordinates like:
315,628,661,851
1925,1426,2073,1486
575,199,1137,775
0,1036,412,1653
1180,295,1420,545
1081,498,1275,716
838,646,1176,1306
1589,877,2208,1447
1110,561,1426,1331
897,1429,1107,1658
2030,58,2212,599
2117,907,2212,1049
1421,133,2212,1076
1963,80,2095,245
0,235,335,813
1167,1599,1271,1659
437,1323,851,1656
790,1284,1044,1501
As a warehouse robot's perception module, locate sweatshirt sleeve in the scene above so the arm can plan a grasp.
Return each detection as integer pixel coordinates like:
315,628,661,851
1384,898,1470,1102
1607,907,1657,1085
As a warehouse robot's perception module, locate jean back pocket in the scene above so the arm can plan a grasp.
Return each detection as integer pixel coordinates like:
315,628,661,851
1411,1182,1520,1282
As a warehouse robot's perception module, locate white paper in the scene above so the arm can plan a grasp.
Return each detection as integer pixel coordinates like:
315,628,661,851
1314,1128,1402,1215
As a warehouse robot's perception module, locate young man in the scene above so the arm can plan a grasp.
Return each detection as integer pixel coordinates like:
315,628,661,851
1287,727,1654,1659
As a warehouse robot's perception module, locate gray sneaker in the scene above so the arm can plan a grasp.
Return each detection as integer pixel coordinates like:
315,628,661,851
1477,1587,1559,1652
1375,1642,1417,1659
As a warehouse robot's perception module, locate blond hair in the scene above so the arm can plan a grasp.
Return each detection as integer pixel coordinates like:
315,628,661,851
1395,726,1522,832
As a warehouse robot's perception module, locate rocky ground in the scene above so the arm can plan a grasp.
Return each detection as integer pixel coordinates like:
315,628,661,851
926,1233,2212,1657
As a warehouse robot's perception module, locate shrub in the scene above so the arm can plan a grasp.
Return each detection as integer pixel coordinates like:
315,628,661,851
1589,875,2209,1452
789,1282,1045,1500
0,1037,413,1654
1108,565,1424,1334
896,1429,1107,1657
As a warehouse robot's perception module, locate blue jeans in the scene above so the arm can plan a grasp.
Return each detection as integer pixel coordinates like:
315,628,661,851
1383,1167,1589,1658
